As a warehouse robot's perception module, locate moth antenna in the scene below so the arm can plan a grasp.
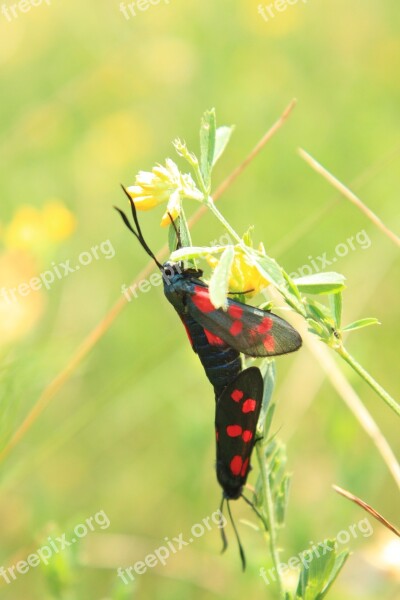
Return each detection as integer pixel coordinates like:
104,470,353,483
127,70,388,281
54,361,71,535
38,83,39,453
119,184,144,236
168,211,182,250
115,185,163,269
226,499,246,571
219,496,228,554
120,184,162,265
114,206,141,242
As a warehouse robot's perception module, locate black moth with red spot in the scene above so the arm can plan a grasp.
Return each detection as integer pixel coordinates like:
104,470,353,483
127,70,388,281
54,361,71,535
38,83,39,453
215,366,263,499
115,187,302,401
215,366,265,570
115,188,299,569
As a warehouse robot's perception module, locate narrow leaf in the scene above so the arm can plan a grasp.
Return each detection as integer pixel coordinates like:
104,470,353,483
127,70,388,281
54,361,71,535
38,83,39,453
168,209,195,266
342,318,380,332
294,272,346,295
168,220,178,253
318,551,349,599
307,318,327,338
177,205,192,248
275,474,291,525
213,125,234,165
209,245,234,309
306,300,331,321
258,360,276,436
200,109,216,188
330,292,342,328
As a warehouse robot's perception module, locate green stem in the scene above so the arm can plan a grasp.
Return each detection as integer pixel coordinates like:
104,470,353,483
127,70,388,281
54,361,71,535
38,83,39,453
336,345,400,417
256,443,285,600
204,196,243,244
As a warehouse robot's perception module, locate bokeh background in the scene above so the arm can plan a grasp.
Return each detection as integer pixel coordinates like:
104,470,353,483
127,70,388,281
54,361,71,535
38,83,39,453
0,0,399,598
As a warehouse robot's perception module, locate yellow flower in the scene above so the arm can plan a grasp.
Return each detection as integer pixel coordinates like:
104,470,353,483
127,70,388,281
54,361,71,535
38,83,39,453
0,250,45,345
4,206,45,250
4,201,76,251
207,245,270,297
126,159,202,227
42,200,76,242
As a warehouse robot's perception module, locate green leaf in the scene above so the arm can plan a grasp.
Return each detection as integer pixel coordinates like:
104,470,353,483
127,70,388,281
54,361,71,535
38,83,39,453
267,440,287,491
200,109,216,188
307,318,328,338
177,205,192,248
242,226,254,248
213,125,234,165
294,272,346,295
258,360,276,437
283,270,302,301
253,251,285,289
168,208,195,266
296,540,349,600
318,551,349,599
170,245,226,262
342,318,381,332
330,292,342,328
168,219,178,253
209,245,234,309
275,474,291,525
306,300,331,321
259,300,274,312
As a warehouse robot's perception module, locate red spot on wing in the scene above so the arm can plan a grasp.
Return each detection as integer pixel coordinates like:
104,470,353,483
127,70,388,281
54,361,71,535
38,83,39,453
242,430,253,442
230,320,243,336
230,455,243,476
240,457,250,477
242,398,257,413
257,317,273,334
263,334,275,352
216,428,219,441
191,286,215,313
204,328,225,346
228,305,243,319
226,425,242,437
231,389,244,402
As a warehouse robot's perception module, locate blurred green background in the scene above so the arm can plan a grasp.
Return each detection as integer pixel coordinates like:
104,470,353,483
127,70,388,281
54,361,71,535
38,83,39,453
0,0,399,598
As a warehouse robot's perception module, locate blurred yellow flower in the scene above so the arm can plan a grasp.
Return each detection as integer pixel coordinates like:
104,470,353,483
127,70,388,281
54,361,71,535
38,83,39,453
4,201,75,251
0,250,45,345
207,245,270,297
42,200,76,242
4,206,44,250
126,159,202,227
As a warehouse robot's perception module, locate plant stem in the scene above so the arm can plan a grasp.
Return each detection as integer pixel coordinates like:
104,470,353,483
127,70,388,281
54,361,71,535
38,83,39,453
256,443,285,599
204,196,243,244
336,345,400,417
